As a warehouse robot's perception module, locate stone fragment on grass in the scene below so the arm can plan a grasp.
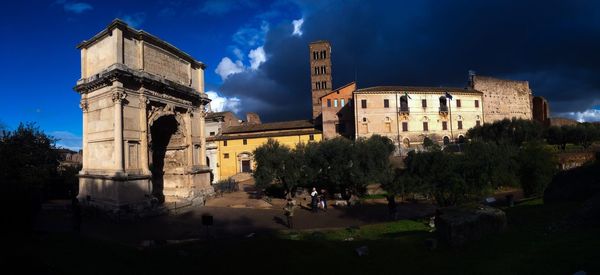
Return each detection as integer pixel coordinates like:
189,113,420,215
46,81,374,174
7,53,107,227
435,205,507,247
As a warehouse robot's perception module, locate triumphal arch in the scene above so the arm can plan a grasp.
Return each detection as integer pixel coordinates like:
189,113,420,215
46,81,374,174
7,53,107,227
75,19,213,212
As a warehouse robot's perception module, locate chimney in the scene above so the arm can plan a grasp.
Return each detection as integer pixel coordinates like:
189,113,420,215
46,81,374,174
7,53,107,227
245,112,261,125
468,70,476,88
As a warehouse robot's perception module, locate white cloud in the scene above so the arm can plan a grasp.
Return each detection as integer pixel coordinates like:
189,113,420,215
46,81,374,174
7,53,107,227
216,46,267,80
215,57,245,81
248,46,266,70
233,47,244,61
50,131,82,151
555,108,600,122
292,18,304,36
206,91,242,113
122,13,146,28
232,21,269,47
56,1,93,14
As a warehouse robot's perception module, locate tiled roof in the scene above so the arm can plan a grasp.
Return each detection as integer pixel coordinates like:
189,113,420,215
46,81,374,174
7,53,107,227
320,81,357,99
222,120,316,134
355,86,481,94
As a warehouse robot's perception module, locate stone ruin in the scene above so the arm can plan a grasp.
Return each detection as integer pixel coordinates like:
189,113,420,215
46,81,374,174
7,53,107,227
74,19,214,214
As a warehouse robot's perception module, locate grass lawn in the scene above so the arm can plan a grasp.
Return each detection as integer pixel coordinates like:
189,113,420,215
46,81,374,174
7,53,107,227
20,199,600,274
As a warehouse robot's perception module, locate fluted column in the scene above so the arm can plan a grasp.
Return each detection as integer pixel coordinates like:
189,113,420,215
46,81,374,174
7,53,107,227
139,95,150,175
79,98,89,173
112,89,126,174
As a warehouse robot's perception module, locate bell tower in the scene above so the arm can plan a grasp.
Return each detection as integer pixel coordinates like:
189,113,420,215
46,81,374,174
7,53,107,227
309,41,332,121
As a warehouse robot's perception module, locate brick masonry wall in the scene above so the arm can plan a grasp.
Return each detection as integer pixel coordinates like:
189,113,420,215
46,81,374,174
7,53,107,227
473,76,532,123
309,42,332,119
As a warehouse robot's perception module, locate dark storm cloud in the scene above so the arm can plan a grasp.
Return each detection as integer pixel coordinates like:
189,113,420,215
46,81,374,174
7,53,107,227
218,0,600,121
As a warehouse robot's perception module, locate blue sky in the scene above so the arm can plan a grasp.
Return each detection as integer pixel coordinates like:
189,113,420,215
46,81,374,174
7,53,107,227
1,0,599,150
0,0,301,149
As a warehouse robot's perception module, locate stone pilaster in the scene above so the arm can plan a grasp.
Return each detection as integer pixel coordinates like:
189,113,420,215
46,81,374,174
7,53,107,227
185,109,194,167
139,95,150,175
79,98,88,172
112,89,126,174
199,108,207,166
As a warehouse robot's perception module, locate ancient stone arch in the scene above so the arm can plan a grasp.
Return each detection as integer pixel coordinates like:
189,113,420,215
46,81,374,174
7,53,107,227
75,19,213,212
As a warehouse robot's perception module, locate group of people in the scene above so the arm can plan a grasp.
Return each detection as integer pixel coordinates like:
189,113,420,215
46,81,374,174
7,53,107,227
310,187,328,213
283,187,329,229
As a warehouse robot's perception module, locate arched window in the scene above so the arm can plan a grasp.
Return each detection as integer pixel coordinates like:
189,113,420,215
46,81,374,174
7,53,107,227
403,138,410,148
443,136,450,145
458,135,466,143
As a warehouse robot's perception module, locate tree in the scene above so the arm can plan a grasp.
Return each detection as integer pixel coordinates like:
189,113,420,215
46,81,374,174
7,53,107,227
545,126,566,150
518,141,557,197
422,136,441,151
317,137,354,193
253,139,291,193
462,141,519,192
0,122,59,234
467,118,544,145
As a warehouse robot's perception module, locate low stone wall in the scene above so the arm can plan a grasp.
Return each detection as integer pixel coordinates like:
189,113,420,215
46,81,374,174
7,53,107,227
556,151,596,170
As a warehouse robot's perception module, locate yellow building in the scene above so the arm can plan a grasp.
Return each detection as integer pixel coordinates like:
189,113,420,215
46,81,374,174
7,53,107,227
214,120,322,179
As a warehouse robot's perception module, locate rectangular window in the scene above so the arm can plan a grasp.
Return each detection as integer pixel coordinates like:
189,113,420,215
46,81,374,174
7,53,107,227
223,140,228,146
475,100,479,108
422,99,427,108
476,120,481,127
456,99,462,108
323,82,327,89
243,139,247,145
458,121,463,130
224,153,229,159
334,99,338,107
327,99,331,107
442,121,448,130
384,99,389,108
323,51,327,59
316,82,321,90
209,131,215,136
341,99,345,107
423,122,429,132
309,134,314,141
385,122,391,133
402,122,408,132
348,98,352,107
313,52,317,60
323,67,327,74
361,99,367,109
314,67,319,75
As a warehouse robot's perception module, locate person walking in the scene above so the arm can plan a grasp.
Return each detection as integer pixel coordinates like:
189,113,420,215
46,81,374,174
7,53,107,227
310,187,318,213
283,199,295,229
320,189,328,212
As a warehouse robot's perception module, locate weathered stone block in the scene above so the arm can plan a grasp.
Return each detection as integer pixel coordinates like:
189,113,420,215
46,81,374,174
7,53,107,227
435,205,507,247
